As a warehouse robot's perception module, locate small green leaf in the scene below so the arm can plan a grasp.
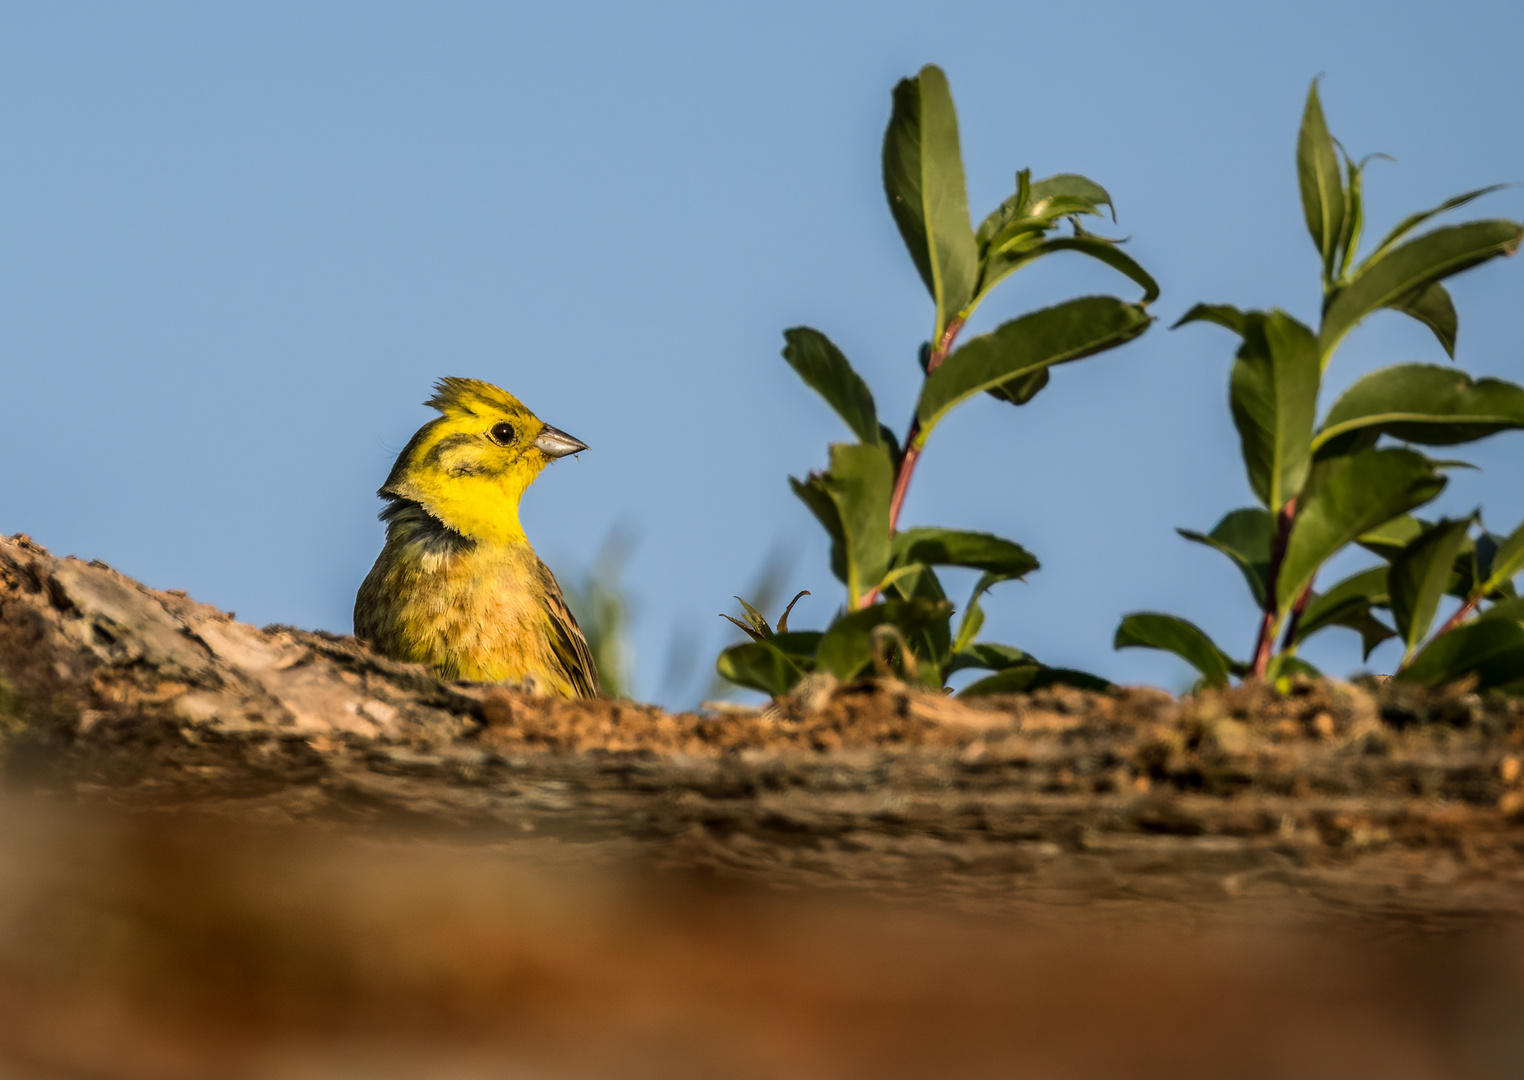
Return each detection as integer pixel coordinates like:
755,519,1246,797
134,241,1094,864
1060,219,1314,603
772,592,810,636
789,474,848,585
945,641,1033,675
985,366,1050,408
814,443,894,609
1228,310,1321,512
816,598,953,681
883,64,979,340
1037,236,1159,304
959,665,1111,697
956,665,1043,696
1320,220,1523,362
1266,654,1322,687
1388,517,1474,657
1364,183,1512,266
1477,596,1524,625
715,639,810,697
1400,618,1524,690
890,527,1039,580
735,596,774,637
1177,507,1275,607
1385,281,1457,358
1028,173,1114,217
1296,81,1346,284
781,328,882,446
975,172,1114,256
1356,515,1426,562
1293,566,1394,659
916,296,1152,437
875,562,930,595
1334,152,1366,281
950,595,986,655
978,233,1158,306
1172,303,1249,334
1277,448,1447,613
1479,517,1524,597
1313,364,1524,456
1113,612,1240,688
975,168,1031,253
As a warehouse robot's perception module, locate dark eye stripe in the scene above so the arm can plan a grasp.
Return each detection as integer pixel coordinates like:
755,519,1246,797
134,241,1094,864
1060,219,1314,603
489,421,515,445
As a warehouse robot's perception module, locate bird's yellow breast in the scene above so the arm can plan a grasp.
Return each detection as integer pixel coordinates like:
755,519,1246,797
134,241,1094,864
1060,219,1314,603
354,505,583,695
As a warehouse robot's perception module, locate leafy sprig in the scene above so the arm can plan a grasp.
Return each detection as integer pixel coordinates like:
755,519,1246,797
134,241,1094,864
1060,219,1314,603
1118,81,1524,691
717,64,1155,697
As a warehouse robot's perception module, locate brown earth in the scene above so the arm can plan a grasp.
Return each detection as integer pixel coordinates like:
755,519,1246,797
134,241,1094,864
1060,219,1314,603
4,531,1524,1078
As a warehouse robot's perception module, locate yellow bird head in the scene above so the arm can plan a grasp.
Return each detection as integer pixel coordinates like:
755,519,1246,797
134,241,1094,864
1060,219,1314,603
379,377,587,544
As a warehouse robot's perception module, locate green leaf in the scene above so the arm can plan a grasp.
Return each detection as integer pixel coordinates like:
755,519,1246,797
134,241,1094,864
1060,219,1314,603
1320,220,1523,362
1266,654,1322,687
1400,618,1524,690
1388,517,1474,657
1477,596,1524,625
978,233,1158,306
975,168,1031,253
1277,448,1447,613
1357,514,1426,562
781,328,882,446
950,596,986,656
959,665,1111,697
715,638,811,697
1479,517,1524,597
1313,364,1524,456
975,171,1114,256
1364,183,1512,266
815,598,953,681
1177,507,1275,607
1334,152,1366,282
890,527,1039,581
1172,303,1248,334
1113,613,1241,689
1228,311,1321,512
945,641,1034,675
956,665,1042,695
789,474,848,585
814,443,894,608
1386,281,1457,358
985,367,1050,408
916,296,1152,437
1292,566,1394,660
882,561,954,673
1296,81,1346,284
883,64,979,340
1028,173,1114,218
1037,236,1159,304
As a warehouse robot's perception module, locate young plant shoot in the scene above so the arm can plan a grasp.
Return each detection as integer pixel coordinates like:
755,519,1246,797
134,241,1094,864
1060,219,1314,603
718,64,1157,698
1117,82,1524,692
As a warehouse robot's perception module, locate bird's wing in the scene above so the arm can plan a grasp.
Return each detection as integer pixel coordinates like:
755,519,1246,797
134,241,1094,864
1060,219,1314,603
537,559,601,698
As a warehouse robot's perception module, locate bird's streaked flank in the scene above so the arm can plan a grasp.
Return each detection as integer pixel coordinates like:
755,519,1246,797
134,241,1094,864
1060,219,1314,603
354,378,599,697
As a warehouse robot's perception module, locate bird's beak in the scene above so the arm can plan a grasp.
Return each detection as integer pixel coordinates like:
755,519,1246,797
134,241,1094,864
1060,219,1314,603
534,424,588,459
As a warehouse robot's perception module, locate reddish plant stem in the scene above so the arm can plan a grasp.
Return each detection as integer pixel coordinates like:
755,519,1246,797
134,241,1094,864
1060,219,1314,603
1278,581,1315,655
1251,498,1298,678
1399,595,1481,672
859,316,966,609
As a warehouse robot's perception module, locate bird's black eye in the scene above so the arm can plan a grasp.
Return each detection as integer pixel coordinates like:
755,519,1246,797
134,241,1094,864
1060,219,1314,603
489,421,516,445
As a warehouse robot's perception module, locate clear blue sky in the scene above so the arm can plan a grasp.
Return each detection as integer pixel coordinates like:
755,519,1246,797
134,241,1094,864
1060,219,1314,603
3,1,1521,704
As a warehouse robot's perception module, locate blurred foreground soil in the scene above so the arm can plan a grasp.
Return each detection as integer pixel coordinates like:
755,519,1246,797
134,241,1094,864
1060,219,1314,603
4,533,1524,1078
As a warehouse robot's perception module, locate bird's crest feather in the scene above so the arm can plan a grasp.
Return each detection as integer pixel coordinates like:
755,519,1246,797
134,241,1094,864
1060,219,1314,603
426,377,528,419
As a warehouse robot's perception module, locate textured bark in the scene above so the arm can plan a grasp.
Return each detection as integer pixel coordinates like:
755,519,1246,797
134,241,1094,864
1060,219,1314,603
3,532,1524,925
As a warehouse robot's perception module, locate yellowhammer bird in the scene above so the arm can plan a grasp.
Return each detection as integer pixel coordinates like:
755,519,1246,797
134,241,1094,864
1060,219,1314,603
354,377,600,697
